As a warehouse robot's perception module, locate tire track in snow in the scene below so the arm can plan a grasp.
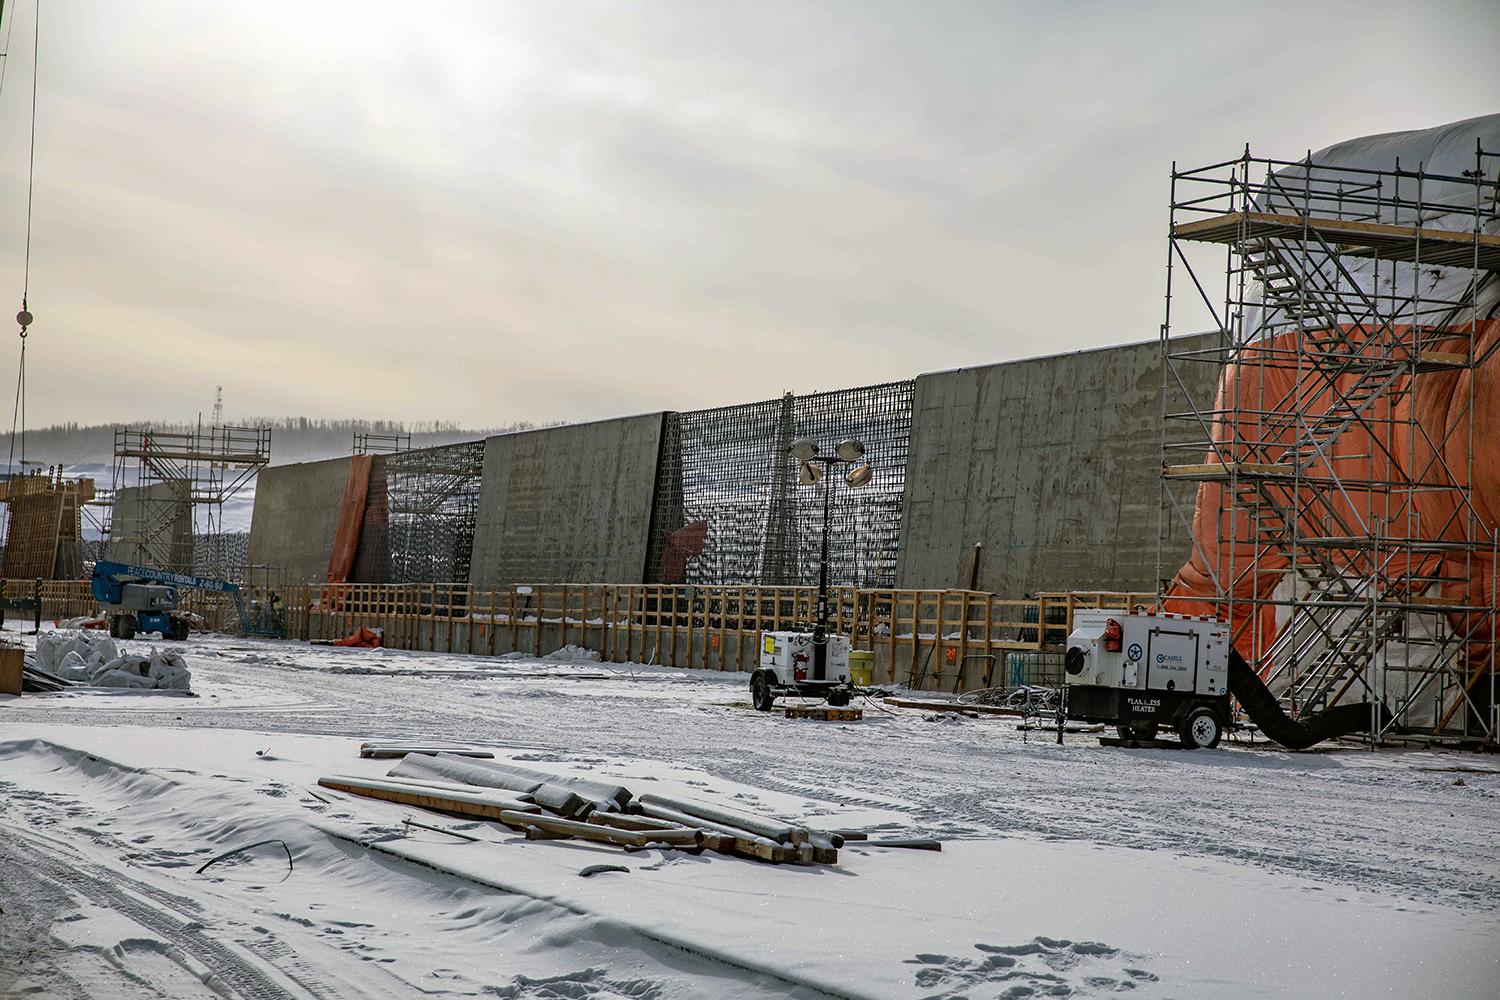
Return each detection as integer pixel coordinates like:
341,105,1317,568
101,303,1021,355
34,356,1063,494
0,821,332,1000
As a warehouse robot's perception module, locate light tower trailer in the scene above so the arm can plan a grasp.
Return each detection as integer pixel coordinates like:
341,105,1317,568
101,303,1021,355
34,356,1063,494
1063,610,1231,748
751,631,855,710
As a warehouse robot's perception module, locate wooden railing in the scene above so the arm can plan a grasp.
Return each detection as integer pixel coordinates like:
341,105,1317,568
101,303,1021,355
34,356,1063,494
7,578,1156,692
283,582,1157,691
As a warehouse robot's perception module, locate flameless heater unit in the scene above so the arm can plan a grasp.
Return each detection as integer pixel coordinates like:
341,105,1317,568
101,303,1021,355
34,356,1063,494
1063,610,1232,748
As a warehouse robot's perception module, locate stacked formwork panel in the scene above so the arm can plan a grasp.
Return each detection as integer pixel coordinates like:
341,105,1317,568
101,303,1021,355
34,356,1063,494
0,471,94,579
646,383,912,589
1161,132,1500,745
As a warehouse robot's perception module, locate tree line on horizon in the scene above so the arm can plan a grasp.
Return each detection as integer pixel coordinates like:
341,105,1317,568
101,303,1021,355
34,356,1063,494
0,417,554,467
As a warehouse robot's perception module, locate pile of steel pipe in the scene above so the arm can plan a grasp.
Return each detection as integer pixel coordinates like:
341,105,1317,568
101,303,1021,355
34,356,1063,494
317,748,859,865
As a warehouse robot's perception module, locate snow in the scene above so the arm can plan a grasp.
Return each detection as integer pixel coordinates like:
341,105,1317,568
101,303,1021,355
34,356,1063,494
2,630,1498,998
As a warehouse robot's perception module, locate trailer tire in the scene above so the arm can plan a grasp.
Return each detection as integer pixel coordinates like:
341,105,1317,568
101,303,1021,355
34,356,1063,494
751,671,775,712
826,687,851,707
1177,706,1222,749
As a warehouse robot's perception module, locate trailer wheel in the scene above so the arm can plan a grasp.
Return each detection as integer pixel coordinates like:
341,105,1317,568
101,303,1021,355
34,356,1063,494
1177,706,1222,749
1116,723,1158,742
826,687,851,707
751,671,775,712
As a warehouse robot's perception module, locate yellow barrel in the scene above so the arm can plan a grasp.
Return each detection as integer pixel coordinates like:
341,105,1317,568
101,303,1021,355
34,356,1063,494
848,650,875,687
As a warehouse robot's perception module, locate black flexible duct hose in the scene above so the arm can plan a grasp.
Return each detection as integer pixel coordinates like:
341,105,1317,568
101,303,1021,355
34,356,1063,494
1228,649,1391,749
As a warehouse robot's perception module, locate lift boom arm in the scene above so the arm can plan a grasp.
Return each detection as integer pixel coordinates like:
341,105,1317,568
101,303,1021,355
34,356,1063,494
90,560,253,631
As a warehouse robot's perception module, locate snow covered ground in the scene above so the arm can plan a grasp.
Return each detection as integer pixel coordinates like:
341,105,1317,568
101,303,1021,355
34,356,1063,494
2,632,1497,998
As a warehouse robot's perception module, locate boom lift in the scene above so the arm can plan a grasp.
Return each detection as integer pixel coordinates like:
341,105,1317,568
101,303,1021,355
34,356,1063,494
89,560,283,640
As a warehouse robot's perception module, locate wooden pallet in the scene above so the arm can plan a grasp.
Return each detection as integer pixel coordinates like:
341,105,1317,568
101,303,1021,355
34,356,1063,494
784,705,863,722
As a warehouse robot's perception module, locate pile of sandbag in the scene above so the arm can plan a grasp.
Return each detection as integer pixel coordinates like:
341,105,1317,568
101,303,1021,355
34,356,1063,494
34,630,192,691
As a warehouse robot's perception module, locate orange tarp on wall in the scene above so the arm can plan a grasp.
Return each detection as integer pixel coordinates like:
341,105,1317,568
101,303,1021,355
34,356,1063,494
327,455,374,584
1164,320,1500,666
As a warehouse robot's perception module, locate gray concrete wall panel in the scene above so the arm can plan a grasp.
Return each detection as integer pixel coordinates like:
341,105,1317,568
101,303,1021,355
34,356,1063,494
896,336,1218,596
247,457,352,583
470,414,664,588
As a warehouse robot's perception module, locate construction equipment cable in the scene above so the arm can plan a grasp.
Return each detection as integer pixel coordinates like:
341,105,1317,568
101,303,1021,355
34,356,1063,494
5,0,35,478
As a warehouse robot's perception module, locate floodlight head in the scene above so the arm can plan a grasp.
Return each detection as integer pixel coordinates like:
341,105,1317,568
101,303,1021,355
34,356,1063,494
845,463,873,488
835,438,865,463
799,461,824,486
790,437,818,462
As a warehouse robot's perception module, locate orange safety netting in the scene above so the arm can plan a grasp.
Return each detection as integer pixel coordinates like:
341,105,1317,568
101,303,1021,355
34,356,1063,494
327,455,374,584
1164,320,1500,667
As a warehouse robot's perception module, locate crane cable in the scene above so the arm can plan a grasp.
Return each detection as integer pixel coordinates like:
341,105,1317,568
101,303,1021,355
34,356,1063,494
5,0,35,479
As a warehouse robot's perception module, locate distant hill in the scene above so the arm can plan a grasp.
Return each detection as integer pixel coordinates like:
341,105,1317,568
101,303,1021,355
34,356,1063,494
0,418,535,469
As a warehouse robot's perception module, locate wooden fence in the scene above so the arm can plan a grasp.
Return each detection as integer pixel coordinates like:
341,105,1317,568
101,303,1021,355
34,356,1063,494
8,578,1156,692
286,582,1156,691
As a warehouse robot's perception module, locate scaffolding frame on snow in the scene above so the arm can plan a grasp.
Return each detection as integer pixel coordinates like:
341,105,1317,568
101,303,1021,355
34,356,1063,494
1160,141,1500,747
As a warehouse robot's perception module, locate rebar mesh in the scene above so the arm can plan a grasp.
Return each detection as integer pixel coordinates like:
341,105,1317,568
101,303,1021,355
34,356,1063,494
386,442,484,584
193,531,249,579
646,382,913,587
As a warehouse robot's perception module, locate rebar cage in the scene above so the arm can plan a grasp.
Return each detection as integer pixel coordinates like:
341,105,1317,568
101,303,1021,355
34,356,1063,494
385,440,486,584
1161,140,1500,746
646,382,913,589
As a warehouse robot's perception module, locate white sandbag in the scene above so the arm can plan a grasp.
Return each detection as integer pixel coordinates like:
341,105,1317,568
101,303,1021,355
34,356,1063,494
56,650,93,682
35,633,64,672
95,656,126,681
37,630,121,675
154,663,192,690
148,650,191,690
94,668,155,689
90,634,119,665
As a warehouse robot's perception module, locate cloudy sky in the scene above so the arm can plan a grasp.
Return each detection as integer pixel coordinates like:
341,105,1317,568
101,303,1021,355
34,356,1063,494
0,0,1493,429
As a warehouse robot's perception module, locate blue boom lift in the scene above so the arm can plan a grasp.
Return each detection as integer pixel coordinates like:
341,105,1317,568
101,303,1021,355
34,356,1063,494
90,561,283,640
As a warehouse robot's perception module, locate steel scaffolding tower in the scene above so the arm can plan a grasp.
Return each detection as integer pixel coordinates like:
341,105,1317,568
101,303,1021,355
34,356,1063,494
98,426,271,575
1161,142,1500,746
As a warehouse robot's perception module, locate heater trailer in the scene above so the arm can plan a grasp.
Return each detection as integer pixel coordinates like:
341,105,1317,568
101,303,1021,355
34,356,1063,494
1063,610,1232,748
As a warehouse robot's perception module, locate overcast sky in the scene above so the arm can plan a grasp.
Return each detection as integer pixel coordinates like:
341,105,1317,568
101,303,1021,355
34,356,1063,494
0,0,1493,429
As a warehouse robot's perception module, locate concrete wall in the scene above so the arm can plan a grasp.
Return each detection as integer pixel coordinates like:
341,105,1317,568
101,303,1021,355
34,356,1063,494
896,335,1218,596
106,481,194,571
247,457,352,583
469,414,664,588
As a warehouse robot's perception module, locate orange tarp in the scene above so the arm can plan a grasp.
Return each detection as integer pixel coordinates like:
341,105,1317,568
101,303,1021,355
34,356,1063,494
333,626,382,648
1165,320,1500,665
327,455,374,584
